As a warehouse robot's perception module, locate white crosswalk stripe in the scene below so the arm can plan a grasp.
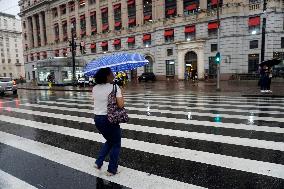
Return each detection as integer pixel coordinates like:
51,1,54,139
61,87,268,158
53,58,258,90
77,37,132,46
0,170,38,189
0,93,284,188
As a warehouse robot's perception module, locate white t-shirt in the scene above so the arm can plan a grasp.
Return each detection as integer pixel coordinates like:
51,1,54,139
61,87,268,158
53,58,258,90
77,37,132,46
92,83,122,115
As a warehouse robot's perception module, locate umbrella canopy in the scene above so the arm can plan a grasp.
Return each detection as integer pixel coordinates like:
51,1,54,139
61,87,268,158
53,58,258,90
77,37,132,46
259,59,281,67
83,53,149,77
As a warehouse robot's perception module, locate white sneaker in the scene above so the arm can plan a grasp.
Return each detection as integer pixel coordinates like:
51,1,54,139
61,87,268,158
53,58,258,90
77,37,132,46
269,90,272,93
265,90,269,93
260,90,265,93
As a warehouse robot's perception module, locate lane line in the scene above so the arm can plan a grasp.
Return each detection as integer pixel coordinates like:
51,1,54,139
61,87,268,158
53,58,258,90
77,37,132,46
0,169,38,189
14,104,284,134
0,131,202,189
0,117,283,179
1,114,284,152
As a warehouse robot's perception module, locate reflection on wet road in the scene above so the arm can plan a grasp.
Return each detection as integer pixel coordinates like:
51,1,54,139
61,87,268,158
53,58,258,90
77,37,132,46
0,89,284,189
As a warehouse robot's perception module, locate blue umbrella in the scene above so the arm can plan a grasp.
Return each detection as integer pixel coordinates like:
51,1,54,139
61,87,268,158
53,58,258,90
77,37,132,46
83,53,149,76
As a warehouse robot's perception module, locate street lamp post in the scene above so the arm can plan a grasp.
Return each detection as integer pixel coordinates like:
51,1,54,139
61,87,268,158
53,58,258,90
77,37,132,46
261,0,267,62
70,23,76,86
216,0,221,91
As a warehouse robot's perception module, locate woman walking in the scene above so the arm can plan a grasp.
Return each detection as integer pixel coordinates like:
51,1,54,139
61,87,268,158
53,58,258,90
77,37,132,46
92,67,124,176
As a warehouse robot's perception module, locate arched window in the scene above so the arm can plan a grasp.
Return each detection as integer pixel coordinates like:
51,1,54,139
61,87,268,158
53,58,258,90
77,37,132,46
144,56,153,73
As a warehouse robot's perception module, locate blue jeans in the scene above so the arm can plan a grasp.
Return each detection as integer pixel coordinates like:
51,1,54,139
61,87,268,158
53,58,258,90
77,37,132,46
94,115,121,174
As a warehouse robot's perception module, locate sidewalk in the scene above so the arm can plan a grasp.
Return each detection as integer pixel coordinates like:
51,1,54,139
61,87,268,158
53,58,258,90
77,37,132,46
18,80,284,97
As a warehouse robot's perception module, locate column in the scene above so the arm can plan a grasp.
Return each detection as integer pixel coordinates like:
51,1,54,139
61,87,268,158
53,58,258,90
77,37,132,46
177,0,184,16
74,0,80,38
85,2,91,36
197,49,205,79
136,0,143,26
32,15,38,48
45,9,53,46
121,0,128,29
39,12,45,46
26,17,32,49
108,0,114,31
177,49,185,80
154,0,165,20
199,0,207,10
96,5,102,33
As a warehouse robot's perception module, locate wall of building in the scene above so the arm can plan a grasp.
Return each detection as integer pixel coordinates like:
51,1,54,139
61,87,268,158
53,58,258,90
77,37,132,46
0,13,24,79
19,0,284,81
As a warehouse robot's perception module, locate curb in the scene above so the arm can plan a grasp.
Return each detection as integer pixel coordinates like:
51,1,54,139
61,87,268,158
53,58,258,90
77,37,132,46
18,87,92,92
242,94,284,98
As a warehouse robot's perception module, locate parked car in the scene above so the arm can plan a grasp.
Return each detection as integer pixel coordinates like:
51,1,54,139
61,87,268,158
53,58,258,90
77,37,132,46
0,77,17,95
138,73,156,82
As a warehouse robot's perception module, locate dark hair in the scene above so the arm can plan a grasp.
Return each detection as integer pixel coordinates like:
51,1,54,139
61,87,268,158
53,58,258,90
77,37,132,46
95,67,112,84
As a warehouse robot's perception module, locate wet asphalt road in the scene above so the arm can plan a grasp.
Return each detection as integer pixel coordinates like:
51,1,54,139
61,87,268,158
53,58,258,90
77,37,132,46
0,88,284,189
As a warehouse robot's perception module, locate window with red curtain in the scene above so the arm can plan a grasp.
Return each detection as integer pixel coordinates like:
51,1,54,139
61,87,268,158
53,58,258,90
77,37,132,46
42,51,47,59
144,15,152,22
127,37,135,43
165,0,177,18
54,50,59,57
185,25,196,33
101,7,108,32
114,4,122,30
62,48,67,57
113,39,121,50
128,0,136,27
143,0,152,23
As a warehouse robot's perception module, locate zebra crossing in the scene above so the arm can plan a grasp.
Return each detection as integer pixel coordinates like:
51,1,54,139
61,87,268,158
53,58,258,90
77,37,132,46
0,92,284,189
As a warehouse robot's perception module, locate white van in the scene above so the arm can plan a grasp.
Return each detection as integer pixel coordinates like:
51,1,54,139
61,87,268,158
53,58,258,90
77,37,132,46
0,77,17,95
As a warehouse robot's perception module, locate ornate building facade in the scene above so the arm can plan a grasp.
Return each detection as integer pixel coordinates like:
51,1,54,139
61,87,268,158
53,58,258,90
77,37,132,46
19,0,284,82
0,12,24,79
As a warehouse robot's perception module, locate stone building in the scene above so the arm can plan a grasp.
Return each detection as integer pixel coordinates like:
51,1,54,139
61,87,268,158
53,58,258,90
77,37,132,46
0,12,24,79
19,0,284,82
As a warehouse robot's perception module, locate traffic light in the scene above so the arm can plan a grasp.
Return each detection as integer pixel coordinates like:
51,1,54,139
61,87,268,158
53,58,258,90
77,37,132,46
215,52,221,64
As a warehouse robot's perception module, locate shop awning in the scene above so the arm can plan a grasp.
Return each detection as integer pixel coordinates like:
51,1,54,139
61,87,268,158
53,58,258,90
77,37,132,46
208,22,219,29
127,0,134,5
186,3,197,11
101,7,108,13
248,16,260,26
185,25,195,33
127,37,135,43
115,21,121,27
211,0,218,5
101,41,108,47
90,43,96,49
80,15,85,19
102,24,109,31
90,11,96,16
113,4,121,9
164,29,174,37
128,18,136,24
144,15,152,21
113,39,121,45
143,34,151,41
167,8,175,15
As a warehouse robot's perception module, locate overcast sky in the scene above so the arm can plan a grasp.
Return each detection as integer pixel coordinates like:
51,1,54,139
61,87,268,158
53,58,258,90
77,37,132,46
0,0,20,18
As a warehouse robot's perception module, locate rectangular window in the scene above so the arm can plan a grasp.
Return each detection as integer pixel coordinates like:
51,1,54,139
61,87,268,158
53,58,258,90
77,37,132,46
281,37,284,48
16,54,18,57
69,1,75,12
166,60,175,76
165,0,177,18
90,12,97,34
90,43,96,53
52,8,58,17
248,16,260,34
207,0,223,9
9,73,13,78
143,0,152,23
164,29,174,43
80,15,86,37
184,0,198,15
208,21,218,36
143,34,151,47
185,25,196,41
250,40,258,49
101,8,108,33
127,37,135,49
167,48,173,56
101,41,108,52
114,4,122,30
16,59,19,63
62,21,68,41
211,44,217,52
2,59,4,63
248,54,259,73
8,59,11,63
79,0,85,8
60,4,66,15
54,23,59,42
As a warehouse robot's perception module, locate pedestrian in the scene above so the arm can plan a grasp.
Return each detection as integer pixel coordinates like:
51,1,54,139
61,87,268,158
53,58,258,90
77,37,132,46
92,67,124,176
267,67,273,93
184,71,188,81
259,65,268,93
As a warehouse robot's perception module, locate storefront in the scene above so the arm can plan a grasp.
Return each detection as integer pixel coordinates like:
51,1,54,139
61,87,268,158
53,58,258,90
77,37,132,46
35,57,86,85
